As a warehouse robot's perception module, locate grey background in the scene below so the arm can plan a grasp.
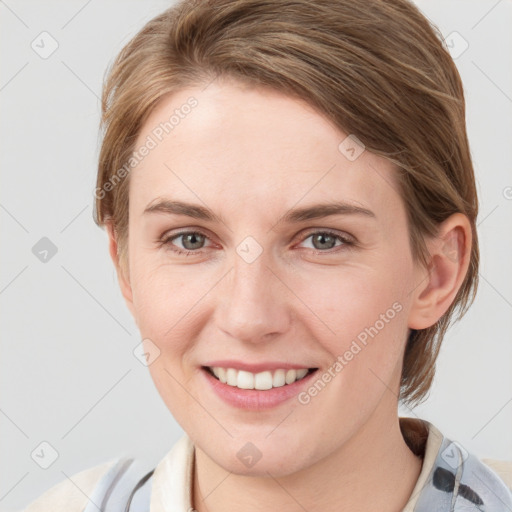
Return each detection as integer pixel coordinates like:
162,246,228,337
1,1,511,510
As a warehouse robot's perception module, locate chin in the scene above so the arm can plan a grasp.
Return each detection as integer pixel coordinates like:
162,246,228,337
200,434,318,478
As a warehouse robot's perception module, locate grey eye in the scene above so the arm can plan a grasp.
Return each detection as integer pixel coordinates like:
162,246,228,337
310,233,338,250
179,232,206,250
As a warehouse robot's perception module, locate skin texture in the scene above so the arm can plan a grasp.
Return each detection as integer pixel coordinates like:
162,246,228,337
107,77,472,512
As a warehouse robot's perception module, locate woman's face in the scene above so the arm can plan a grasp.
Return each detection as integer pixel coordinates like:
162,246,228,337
121,78,426,476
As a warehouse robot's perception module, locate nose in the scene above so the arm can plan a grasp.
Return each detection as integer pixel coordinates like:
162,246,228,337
214,252,292,344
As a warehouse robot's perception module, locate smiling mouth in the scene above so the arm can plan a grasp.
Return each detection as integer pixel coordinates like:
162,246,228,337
202,366,318,391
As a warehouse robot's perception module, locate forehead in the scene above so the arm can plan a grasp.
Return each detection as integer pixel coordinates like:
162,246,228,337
130,79,403,223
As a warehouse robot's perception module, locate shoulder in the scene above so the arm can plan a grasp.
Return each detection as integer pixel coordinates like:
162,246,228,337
407,418,512,493
401,418,512,511
481,458,512,491
428,427,512,509
21,458,120,512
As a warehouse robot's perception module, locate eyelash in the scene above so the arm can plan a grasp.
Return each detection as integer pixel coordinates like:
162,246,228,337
159,229,356,256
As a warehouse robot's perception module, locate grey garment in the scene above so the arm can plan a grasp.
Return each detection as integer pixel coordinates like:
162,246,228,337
128,471,152,512
413,436,512,511
82,457,153,512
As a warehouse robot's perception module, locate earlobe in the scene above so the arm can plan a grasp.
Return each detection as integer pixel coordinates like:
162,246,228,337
105,222,135,317
408,213,472,330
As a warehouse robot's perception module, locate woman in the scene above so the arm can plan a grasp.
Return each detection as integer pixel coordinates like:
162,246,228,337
22,0,512,510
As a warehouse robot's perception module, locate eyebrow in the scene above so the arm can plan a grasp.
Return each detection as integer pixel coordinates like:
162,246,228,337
143,199,376,224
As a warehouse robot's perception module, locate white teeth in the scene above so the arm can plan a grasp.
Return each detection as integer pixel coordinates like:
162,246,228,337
296,368,308,380
285,369,296,384
255,371,273,390
272,369,286,388
226,368,237,386
209,367,311,390
216,367,227,383
237,370,254,389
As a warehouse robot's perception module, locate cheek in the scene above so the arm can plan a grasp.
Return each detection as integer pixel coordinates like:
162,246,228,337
287,261,411,350
295,268,410,419
128,252,177,333
292,266,413,413
128,257,207,416
128,252,215,352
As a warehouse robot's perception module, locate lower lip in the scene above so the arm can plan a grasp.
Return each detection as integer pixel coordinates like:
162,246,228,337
201,367,318,410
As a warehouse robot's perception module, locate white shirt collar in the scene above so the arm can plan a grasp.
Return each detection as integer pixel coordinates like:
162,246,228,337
150,434,195,511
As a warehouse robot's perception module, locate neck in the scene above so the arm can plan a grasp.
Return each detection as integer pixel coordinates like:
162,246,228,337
192,407,423,512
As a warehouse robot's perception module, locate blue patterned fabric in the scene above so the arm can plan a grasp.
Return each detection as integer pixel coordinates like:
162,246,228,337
413,435,512,511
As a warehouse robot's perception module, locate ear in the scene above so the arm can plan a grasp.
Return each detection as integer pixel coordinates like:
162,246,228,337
105,222,135,319
408,213,472,330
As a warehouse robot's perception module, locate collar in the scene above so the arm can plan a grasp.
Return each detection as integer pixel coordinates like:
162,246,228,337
149,433,194,511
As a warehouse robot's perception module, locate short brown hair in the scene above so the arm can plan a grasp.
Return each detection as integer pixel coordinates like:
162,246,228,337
95,0,479,407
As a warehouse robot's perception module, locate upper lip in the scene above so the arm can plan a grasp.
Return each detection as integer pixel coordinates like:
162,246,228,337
202,360,318,373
